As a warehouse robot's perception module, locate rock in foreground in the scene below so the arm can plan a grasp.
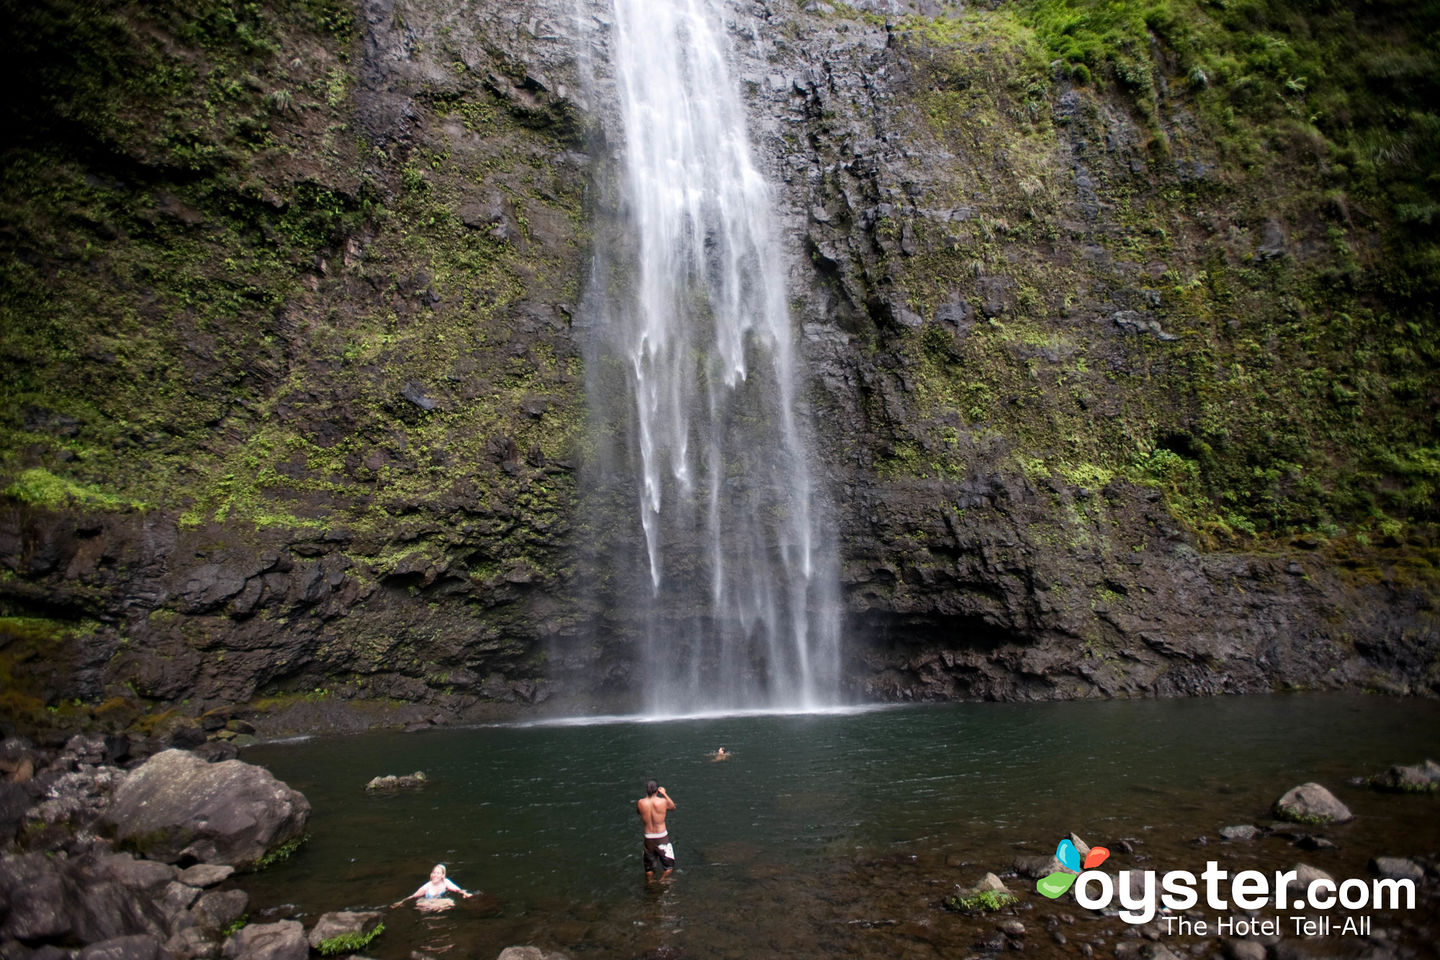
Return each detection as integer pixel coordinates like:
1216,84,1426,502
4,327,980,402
102,749,309,868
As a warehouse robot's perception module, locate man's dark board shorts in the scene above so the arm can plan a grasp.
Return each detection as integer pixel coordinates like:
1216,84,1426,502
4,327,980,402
643,834,675,873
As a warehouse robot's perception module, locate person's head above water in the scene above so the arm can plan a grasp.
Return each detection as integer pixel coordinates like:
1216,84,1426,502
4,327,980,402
430,864,447,881
646,779,659,796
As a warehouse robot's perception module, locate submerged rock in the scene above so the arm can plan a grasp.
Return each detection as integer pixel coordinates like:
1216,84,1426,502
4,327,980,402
364,771,428,791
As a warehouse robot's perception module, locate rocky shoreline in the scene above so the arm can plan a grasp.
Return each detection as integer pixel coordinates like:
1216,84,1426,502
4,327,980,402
3,730,1436,960
0,733,366,960
0,732,570,960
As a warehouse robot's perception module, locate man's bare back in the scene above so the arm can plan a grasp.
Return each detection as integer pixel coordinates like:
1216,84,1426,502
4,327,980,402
637,786,674,834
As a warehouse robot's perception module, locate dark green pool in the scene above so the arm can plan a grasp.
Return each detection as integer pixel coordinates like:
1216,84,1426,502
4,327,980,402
239,693,1440,959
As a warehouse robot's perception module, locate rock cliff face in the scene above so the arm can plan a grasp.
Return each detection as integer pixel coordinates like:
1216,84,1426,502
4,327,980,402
1,0,1437,731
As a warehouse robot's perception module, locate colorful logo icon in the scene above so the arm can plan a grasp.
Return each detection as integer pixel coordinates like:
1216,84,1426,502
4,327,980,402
1036,838,1110,898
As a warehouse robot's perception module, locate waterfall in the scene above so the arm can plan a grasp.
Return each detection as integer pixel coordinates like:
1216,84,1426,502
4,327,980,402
579,0,842,714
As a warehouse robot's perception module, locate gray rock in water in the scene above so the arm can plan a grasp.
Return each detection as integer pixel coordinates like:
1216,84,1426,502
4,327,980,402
973,872,1011,894
307,910,383,950
1222,939,1267,960
222,920,308,960
949,872,1017,911
101,750,309,869
364,771,428,791
1219,824,1259,841
1012,854,1063,879
1293,834,1337,851
1369,856,1425,882
1369,760,1440,793
1115,941,1182,960
496,948,570,960
1284,863,1333,898
1273,782,1353,824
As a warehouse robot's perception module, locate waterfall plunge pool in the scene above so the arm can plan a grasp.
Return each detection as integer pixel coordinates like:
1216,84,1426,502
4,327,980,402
239,693,1440,959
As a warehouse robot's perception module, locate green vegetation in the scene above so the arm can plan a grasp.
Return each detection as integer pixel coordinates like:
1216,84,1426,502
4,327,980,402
946,888,1020,912
316,923,385,956
870,1,1439,552
1,0,586,551
3,468,144,512
220,916,250,939
253,833,307,869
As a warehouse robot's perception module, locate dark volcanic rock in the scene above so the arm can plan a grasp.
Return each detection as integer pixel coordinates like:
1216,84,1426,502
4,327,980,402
101,750,309,868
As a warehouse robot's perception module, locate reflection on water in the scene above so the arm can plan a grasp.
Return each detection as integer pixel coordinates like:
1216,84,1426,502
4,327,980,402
240,693,1440,959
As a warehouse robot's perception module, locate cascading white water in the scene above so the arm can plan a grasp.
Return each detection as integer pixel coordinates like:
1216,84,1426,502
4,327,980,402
580,0,841,714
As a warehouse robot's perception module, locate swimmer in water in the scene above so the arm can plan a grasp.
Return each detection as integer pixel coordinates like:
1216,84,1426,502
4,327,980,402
392,864,474,911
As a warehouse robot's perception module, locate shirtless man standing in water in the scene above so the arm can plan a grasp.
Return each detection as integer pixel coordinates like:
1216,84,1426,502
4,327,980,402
637,779,676,882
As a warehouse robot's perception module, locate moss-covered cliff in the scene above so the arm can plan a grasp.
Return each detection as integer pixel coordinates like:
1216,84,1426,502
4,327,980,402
1,0,1436,735
781,0,1439,698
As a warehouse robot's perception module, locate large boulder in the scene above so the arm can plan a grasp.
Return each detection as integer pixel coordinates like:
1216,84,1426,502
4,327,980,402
0,852,171,944
100,750,309,869
1273,782,1353,824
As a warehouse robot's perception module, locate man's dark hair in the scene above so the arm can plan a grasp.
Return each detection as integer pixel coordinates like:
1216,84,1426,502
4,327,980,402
646,779,659,796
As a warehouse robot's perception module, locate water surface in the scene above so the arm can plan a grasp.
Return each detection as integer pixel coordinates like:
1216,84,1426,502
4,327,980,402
240,693,1440,958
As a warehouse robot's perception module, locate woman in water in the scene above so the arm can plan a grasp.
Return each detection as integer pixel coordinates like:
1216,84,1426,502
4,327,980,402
393,864,474,911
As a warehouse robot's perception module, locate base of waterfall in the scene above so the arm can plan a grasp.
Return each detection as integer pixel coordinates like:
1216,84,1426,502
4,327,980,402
499,702,899,729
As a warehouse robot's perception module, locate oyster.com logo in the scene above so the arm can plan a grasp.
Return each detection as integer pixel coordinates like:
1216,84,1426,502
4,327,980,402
1030,833,1416,933
1036,837,1110,899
